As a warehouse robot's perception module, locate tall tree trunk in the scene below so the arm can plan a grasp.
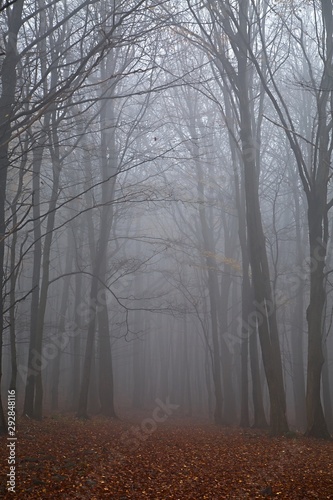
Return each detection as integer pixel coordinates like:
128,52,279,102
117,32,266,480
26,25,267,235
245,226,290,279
23,147,43,416
72,268,82,410
8,160,25,392
132,303,145,409
0,0,24,433
182,309,192,416
196,162,223,424
33,151,61,419
132,238,145,409
223,83,267,429
97,292,116,417
288,165,307,431
249,322,268,428
305,200,330,438
219,216,237,424
322,338,333,433
24,1,58,419
237,260,249,429
77,78,117,418
219,287,236,425
51,234,73,411
236,0,288,435
240,107,288,434
77,273,99,419
304,0,332,439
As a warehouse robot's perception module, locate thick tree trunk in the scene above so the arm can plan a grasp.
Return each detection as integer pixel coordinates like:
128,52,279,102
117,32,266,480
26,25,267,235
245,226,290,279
224,85,267,429
0,0,24,433
303,0,332,439
237,5,288,433
8,214,19,393
8,147,27,392
240,131,288,434
305,202,330,438
322,339,333,433
249,325,268,428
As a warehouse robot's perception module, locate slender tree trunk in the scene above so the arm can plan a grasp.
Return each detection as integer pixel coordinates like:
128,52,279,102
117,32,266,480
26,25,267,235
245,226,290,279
24,1,59,418
183,310,192,416
234,115,267,430
24,147,43,416
97,291,116,417
132,335,145,409
51,235,73,411
77,154,116,418
196,179,223,423
289,167,307,431
219,293,236,424
77,273,99,419
72,268,82,409
8,176,24,392
219,220,237,424
132,238,145,409
33,152,61,419
239,271,250,428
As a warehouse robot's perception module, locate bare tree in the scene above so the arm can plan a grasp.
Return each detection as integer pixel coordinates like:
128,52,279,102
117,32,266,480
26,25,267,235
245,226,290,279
239,0,333,438
0,0,24,435
177,0,288,434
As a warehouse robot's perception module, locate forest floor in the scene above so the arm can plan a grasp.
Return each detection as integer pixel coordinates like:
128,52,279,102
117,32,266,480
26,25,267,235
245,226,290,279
0,413,332,499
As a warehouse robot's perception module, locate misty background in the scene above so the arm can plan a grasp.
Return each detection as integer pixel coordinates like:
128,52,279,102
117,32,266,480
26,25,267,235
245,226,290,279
0,0,333,439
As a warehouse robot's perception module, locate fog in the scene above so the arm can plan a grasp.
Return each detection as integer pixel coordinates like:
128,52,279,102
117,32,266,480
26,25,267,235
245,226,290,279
0,0,333,443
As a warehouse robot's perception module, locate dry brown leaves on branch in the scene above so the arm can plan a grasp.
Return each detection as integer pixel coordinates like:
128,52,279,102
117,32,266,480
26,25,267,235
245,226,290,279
0,415,332,499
